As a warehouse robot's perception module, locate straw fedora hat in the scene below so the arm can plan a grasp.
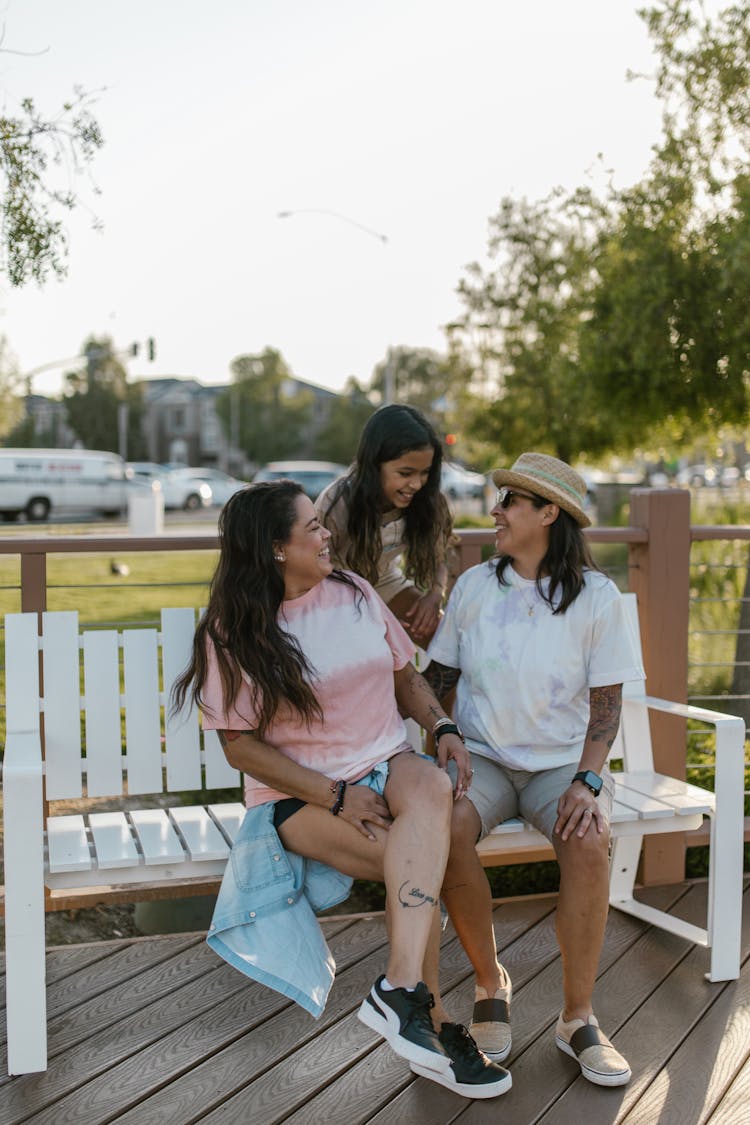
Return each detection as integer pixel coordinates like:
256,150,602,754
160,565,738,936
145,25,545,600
492,452,591,528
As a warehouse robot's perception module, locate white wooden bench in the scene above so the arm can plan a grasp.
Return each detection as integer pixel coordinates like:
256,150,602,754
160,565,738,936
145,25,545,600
1,596,745,1075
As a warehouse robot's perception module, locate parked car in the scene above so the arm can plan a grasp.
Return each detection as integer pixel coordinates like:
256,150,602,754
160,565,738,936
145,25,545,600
253,460,348,500
675,464,718,488
441,461,486,500
0,448,132,522
166,467,248,507
126,463,213,510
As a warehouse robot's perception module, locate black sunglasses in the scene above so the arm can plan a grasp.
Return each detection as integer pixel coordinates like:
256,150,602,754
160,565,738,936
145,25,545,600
496,487,541,509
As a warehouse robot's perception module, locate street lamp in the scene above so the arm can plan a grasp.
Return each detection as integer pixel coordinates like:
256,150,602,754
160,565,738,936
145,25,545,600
277,208,396,400
277,208,388,244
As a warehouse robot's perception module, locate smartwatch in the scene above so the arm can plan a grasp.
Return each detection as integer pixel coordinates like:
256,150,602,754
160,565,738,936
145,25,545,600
572,769,602,797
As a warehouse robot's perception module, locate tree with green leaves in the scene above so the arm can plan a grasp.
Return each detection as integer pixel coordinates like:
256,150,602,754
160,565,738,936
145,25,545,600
64,336,145,455
314,376,374,464
452,2,750,466
451,191,611,464
215,347,315,465
0,335,23,440
0,86,103,286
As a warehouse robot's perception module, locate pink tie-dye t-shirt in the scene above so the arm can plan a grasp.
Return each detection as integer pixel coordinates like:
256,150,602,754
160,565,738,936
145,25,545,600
200,574,416,807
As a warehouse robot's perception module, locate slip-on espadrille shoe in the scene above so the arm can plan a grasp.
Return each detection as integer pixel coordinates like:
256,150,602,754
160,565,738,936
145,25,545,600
468,969,512,1062
555,1012,631,1087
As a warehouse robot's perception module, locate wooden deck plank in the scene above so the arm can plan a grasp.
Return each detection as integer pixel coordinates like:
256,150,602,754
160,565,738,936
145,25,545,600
0,919,356,1122
617,953,750,1123
0,940,131,1013
527,883,750,1125
0,935,201,1052
3,919,385,1125
706,1053,750,1124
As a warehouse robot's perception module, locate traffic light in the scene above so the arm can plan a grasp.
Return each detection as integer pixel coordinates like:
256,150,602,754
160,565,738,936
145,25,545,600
147,337,156,362
445,433,457,446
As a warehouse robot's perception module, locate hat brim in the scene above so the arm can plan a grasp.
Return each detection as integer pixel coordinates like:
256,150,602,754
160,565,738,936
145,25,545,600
492,468,592,528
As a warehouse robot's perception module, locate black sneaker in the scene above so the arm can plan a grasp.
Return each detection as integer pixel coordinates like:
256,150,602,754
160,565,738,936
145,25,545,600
410,1022,513,1099
358,976,451,1073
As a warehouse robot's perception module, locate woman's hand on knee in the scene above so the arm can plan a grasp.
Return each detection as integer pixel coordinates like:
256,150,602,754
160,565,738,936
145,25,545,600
339,785,393,842
553,783,605,842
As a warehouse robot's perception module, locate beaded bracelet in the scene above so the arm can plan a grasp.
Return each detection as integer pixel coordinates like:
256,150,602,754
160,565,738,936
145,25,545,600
329,778,347,816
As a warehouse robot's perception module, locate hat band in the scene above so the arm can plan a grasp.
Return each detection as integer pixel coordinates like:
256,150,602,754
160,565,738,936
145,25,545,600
521,466,584,504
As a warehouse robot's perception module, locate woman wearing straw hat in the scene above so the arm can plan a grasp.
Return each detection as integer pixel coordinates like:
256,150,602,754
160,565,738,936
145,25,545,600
423,452,644,1088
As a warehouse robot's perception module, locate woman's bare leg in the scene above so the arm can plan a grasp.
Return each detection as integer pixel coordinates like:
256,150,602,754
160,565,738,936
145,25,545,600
280,752,453,986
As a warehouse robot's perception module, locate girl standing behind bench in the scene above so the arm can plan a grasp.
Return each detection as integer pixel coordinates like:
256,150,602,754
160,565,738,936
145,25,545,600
314,404,458,646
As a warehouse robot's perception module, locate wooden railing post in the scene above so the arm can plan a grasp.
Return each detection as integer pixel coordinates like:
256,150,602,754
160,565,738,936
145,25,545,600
20,549,47,615
627,488,691,884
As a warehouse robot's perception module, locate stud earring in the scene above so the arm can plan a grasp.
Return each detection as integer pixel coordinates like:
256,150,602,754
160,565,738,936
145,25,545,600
274,554,285,562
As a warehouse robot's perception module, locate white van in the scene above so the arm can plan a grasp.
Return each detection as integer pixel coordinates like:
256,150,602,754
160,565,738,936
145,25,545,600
0,448,133,522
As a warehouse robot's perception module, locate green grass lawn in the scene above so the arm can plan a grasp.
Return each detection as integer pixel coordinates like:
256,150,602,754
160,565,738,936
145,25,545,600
0,548,218,623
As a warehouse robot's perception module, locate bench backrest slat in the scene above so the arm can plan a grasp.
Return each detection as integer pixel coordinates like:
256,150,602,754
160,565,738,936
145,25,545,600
123,627,163,794
162,607,203,791
6,613,42,735
616,593,655,773
43,611,84,799
204,727,243,788
83,629,124,796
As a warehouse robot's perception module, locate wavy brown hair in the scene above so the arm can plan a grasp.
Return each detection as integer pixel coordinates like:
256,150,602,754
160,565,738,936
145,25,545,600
172,479,361,737
321,403,450,588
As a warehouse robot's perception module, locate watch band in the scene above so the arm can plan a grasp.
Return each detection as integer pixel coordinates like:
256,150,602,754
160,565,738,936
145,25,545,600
572,769,602,796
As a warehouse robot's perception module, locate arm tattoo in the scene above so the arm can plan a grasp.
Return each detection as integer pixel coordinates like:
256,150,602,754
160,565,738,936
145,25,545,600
399,662,449,726
587,685,622,750
422,660,461,706
217,729,253,749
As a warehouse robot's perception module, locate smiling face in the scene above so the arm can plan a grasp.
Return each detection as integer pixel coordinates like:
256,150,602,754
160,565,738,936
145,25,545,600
491,488,557,576
379,446,435,509
275,493,332,598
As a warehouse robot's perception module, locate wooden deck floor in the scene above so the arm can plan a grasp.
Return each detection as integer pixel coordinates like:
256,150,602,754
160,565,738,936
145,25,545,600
1,878,749,1124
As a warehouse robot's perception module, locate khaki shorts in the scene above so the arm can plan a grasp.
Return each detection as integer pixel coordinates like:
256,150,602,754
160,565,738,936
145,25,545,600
447,753,615,841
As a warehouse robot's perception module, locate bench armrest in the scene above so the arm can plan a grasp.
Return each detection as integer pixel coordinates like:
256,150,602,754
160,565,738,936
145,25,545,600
641,695,747,733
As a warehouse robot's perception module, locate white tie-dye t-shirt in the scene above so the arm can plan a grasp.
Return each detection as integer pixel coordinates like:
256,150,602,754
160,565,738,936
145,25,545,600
428,560,644,771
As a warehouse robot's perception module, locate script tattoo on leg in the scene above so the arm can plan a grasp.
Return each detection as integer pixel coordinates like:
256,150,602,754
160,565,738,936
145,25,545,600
398,881,438,909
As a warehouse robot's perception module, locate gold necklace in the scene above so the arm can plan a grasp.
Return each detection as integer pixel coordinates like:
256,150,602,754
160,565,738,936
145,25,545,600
518,583,538,617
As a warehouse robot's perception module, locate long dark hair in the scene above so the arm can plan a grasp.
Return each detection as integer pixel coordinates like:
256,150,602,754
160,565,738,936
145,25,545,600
172,479,360,737
322,403,450,588
495,499,600,614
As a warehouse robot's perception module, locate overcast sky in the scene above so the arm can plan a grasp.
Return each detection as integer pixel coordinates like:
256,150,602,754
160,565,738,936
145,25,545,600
0,1,671,397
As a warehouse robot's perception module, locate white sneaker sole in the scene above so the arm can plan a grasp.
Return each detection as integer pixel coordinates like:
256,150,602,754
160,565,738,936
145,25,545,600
410,1060,512,1099
358,992,452,1074
555,1036,631,1087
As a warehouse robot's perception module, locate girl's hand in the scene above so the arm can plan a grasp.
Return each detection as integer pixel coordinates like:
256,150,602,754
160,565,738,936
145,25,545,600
403,589,442,640
338,783,393,841
435,733,473,801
